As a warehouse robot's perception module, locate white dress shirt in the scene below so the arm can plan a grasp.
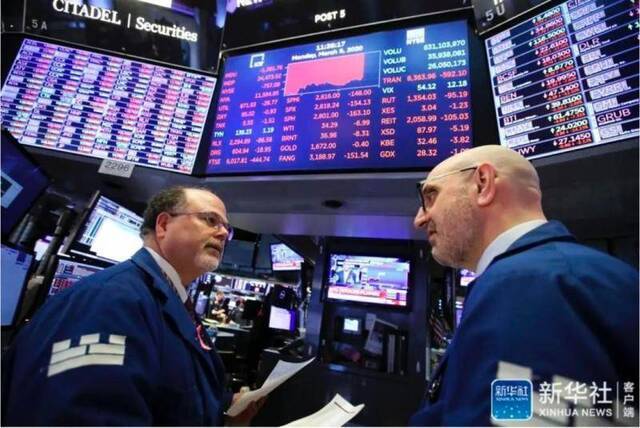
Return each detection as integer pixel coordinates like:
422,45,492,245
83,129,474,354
475,220,547,276
145,247,188,303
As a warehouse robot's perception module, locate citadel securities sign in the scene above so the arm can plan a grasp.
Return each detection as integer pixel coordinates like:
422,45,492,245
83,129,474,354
51,0,198,42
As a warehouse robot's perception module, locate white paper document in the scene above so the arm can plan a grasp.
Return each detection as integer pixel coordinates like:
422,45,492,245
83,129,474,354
226,357,315,417
282,393,365,427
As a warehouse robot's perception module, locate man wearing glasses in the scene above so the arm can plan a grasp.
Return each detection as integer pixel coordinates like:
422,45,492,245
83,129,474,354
410,145,638,425
3,186,264,425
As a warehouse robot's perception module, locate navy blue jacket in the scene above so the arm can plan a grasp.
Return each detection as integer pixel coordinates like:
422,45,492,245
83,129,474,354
410,221,639,426
3,249,232,426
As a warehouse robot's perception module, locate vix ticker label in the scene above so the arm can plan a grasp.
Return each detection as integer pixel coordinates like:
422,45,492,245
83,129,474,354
491,379,533,421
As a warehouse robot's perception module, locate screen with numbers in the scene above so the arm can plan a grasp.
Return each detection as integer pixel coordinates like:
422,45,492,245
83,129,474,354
206,20,472,174
1,38,217,174
485,0,639,159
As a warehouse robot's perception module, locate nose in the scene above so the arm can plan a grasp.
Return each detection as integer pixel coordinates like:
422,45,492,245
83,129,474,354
214,224,229,242
414,206,430,230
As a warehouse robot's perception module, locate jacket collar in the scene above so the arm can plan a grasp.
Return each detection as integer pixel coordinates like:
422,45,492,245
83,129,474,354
130,249,220,381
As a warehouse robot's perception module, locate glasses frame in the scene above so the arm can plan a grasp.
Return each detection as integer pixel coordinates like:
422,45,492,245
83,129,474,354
167,211,234,241
416,166,478,212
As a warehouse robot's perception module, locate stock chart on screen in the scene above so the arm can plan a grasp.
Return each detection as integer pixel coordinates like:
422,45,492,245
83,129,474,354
206,20,473,174
486,0,639,159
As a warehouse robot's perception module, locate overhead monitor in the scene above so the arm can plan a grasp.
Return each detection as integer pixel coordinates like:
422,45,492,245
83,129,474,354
47,257,104,298
485,0,639,159
220,239,256,268
1,129,50,238
206,20,472,174
327,253,411,308
268,305,296,332
1,37,216,174
223,0,470,49
64,194,143,264
270,243,304,271
1,244,34,327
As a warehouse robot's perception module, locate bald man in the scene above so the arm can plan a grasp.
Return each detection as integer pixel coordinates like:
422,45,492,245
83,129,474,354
411,146,638,425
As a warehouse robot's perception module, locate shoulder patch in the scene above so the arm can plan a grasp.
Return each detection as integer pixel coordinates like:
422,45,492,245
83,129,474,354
47,333,127,377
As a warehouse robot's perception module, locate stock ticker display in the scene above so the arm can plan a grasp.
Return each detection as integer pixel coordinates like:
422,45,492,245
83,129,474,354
486,0,639,159
1,38,216,174
206,20,473,174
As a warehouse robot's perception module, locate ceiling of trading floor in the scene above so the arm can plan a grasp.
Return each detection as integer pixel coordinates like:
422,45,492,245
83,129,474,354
27,140,638,242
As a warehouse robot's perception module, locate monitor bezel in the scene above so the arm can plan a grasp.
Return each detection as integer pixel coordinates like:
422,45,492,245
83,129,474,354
1,242,36,329
1,33,217,177
58,191,142,266
1,128,52,239
323,251,413,311
195,9,498,176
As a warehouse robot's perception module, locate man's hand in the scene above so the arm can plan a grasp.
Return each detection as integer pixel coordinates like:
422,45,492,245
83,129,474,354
226,392,267,426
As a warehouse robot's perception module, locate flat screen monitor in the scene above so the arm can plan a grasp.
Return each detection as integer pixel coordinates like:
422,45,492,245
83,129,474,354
47,257,104,298
327,253,411,307
343,317,363,335
221,239,256,268
64,194,143,264
485,0,639,159
1,129,50,237
270,243,304,271
1,244,34,327
206,20,472,174
268,305,296,332
1,37,216,174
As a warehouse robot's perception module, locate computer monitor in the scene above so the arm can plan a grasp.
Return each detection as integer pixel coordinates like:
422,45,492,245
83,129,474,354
459,269,476,287
270,243,304,271
220,239,256,268
268,305,295,332
1,129,50,238
485,0,639,159
326,253,411,308
1,244,34,327
63,194,143,264
343,317,363,335
47,257,104,298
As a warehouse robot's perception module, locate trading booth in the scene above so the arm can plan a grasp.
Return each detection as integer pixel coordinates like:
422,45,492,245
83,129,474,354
1,0,638,425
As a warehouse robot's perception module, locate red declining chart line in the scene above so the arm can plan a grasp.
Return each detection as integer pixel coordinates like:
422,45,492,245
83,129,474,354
284,53,366,96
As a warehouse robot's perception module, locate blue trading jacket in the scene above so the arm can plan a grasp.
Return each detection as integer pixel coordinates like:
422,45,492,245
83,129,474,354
410,221,639,426
2,248,232,426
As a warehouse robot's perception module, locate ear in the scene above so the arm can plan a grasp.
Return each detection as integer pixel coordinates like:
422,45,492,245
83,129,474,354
474,163,497,207
155,212,172,239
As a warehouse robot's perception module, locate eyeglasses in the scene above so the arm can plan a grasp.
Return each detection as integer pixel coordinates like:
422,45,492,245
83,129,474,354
416,166,477,212
168,211,234,241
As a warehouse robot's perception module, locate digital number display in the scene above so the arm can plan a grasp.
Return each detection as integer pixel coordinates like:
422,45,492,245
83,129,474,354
486,0,639,159
1,38,216,174
206,20,472,174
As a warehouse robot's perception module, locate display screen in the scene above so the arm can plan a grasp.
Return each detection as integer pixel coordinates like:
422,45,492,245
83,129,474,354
48,258,104,298
1,130,50,237
459,268,476,287
206,20,472,174
270,243,304,271
1,38,216,174
343,317,362,334
327,254,410,307
268,305,295,331
485,0,639,159
1,244,34,327
65,195,143,263
221,239,256,267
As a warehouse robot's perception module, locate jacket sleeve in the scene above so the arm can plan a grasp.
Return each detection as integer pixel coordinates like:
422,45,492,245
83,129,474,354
3,279,162,426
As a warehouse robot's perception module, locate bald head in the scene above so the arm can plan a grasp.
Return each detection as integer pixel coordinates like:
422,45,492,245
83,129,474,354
415,145,547,270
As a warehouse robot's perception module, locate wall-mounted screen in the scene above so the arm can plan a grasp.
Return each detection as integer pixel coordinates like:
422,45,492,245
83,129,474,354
64,194,143,264
485,0,639,159
206,20,472,174
47,257,104,298
1,37,216,174
327,253,410,307
270,243,304,271
1,129,50,238
1,244,34,327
